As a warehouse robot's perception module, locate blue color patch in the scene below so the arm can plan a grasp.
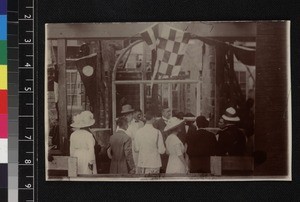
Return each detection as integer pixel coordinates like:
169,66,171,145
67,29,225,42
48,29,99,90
0,0,7,15
0,15,7,40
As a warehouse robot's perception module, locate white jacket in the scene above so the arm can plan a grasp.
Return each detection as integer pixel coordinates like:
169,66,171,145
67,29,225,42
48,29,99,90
134,124,166,168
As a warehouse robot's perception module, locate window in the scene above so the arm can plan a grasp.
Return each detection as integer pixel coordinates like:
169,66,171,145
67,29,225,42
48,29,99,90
66,70,84,107
235,71,247,98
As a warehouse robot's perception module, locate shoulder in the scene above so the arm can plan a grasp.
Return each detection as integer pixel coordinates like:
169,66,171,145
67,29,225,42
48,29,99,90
167,134,180,144
120,130,130,141
136,125,145,134
71,129,91,136
154,118,163,125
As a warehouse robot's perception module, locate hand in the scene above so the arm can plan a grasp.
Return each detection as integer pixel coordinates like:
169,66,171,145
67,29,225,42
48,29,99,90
185,166,190,174
88,160,95,171
129,168,136,174
88,163,93,171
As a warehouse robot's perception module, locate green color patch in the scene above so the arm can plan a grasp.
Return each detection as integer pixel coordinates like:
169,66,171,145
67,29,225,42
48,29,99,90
0,40,7,65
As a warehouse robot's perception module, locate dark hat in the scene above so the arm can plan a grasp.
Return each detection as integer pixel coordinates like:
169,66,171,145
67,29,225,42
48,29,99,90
196,116,209,128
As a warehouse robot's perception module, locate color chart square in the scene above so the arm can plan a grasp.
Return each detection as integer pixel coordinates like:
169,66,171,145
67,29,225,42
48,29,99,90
0,41,7,65
0,15,7,40
0,114,7,138
0,90,7,114
0,0,6,14
0,164,8,188
0,139,7,163
0,66,7,90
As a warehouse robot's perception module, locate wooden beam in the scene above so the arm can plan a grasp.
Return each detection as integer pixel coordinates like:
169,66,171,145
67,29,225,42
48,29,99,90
46,22,256,39
140,84,144,112
114,80,200,84
168,83,172,112
196,81,201,116
255,22,289,176
57,39,68,154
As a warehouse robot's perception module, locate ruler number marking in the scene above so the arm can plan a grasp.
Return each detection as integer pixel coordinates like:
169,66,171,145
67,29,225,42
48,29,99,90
25,63,31,67
24,14,32,19
25,184,32,189
25,135,32,140
25,159,32,164
25,87,32,91
24,39,32,43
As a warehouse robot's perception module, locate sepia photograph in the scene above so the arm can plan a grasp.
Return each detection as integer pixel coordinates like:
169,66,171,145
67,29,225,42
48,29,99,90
44,21,290,181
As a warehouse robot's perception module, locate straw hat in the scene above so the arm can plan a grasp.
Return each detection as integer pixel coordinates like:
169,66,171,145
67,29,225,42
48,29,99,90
164,117,185,132
70,111,95,128
222,107,240,122
121,104,135,114
184,112,196,122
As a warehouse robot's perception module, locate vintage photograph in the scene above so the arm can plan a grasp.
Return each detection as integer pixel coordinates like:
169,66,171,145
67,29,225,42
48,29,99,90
45,21,290,181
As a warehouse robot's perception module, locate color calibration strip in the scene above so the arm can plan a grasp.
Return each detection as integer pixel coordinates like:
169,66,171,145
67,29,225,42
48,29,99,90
0,0,8,201
7,0,19,201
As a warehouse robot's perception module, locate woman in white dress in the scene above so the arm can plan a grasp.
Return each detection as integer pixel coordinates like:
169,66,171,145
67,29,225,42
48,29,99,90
70,111,97,175
164,117,189,174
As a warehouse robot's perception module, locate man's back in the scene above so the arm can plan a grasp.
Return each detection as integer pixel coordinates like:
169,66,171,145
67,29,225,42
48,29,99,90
217,125,246,156
110,130,130,160
135,124,165,168
186,129,217,157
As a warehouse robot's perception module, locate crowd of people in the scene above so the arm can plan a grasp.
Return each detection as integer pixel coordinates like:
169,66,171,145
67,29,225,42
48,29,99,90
68,103,254,175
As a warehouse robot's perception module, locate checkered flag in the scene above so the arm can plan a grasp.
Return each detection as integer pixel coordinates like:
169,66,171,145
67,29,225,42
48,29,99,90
155,25,190,77
140,24,190,79
140,23,159,51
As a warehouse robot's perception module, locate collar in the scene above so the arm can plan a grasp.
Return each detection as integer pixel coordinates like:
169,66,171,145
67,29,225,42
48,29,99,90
132,118,140,123
117,128,126,133
162,117,169,122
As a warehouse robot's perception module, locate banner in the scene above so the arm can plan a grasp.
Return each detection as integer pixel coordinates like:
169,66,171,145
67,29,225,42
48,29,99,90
72,53,98,112
140,24,190,78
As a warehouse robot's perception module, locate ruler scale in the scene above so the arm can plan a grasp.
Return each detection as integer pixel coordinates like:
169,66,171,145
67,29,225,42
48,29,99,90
18,0,34,201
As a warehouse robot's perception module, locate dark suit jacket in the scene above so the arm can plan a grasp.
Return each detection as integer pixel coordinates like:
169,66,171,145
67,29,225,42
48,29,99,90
153,118,167,141
186,128,218,173
109,130,135,174
217,125,246,156
186,124,197,137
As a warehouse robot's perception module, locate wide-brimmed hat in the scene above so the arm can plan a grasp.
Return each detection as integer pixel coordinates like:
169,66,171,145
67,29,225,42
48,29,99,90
164,117,185,132
70,111,95,128
222,107,240,122
184,112,196,122
121,104,135,114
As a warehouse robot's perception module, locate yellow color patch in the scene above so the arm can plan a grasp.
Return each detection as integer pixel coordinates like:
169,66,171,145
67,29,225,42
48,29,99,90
0,65,7,90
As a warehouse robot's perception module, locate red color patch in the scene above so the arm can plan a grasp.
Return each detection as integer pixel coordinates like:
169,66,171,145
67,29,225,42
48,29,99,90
0,90,7,114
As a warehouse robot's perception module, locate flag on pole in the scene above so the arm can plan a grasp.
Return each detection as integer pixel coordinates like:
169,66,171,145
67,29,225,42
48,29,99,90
140,24,190,79
69,53,98,112
140,23,159,51
155,24,190,77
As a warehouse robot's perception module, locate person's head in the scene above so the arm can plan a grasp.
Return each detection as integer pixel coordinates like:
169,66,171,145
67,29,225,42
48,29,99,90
218,117,226,129
222,107,240,125
246,98,254,109
145,110,155,124
162,107,171,120
164,117,185,135
117,117,128,131
196,116,209,129
121,104,135,122
133,109,142,121
175,112,184,120
184,112,195,126
70,110,95,129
